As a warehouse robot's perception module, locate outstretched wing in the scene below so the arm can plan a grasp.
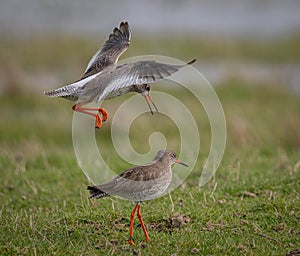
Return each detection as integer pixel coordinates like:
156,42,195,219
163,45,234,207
83,22,131,79
81,59,196,102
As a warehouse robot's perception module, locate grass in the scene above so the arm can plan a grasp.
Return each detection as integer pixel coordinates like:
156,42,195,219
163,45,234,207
0,81,299,255
0,34,299,255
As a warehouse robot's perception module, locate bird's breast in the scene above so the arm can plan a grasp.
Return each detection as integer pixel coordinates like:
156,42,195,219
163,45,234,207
104,85,136,100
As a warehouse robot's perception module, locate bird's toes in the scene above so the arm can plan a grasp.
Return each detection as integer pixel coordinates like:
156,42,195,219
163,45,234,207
95,115,103,129
128,239,135,246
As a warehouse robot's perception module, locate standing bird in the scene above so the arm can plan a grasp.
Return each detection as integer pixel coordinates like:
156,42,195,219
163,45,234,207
44,22,196,128
87,149,188,245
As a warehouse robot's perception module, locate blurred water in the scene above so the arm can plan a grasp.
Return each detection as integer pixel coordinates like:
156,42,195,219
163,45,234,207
1,0,300,38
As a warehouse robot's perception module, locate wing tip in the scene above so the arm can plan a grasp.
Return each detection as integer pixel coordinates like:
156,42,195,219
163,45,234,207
120,21,129,27
187,58,196,65
87,185,108,199
44,90,54,97
119,21,131,39
108,21,131,43
115,21,130,33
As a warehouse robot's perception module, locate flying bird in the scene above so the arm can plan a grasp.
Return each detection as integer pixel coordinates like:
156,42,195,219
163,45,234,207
87,149,188,245
44,22,196,128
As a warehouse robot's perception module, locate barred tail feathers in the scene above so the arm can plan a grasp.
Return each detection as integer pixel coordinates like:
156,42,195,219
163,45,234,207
44,73,99,99
87,185,109,199
44,84,78,98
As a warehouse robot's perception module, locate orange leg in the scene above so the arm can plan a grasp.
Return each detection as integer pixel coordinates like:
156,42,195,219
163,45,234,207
128,204,139,245
137,204,150,242
72,103,108,128
99,108,109,122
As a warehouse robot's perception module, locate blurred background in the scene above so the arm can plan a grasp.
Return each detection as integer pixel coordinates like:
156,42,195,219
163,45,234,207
0,0,299,168
1,0,300,95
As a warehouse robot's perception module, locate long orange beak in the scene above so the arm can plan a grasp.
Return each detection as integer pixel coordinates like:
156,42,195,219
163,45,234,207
175,159,189,167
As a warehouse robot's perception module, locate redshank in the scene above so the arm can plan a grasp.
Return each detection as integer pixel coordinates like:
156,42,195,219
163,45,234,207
87,149,188,245
44,21,196,128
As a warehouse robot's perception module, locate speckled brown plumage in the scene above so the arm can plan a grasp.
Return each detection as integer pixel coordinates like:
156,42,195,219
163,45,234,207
87,149,188,245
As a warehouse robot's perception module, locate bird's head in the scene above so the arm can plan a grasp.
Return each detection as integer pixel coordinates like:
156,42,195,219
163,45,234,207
133,84,158,115
154,149,189,167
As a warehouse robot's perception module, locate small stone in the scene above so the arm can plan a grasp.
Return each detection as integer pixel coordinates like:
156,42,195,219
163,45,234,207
274,223,285,231
179,199,184,207
242,191,257,198
191,248,199,253
217,199,226,204
114,223,125,229
110,240,118,246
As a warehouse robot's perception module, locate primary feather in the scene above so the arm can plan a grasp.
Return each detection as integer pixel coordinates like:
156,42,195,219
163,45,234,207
83,21,131,78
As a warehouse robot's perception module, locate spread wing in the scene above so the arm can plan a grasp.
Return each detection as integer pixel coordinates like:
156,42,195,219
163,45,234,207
82,21,131,79
80,59,196,102
115,59,196,86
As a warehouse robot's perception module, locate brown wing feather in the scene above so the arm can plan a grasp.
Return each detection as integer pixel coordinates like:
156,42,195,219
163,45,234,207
82,22,131,79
